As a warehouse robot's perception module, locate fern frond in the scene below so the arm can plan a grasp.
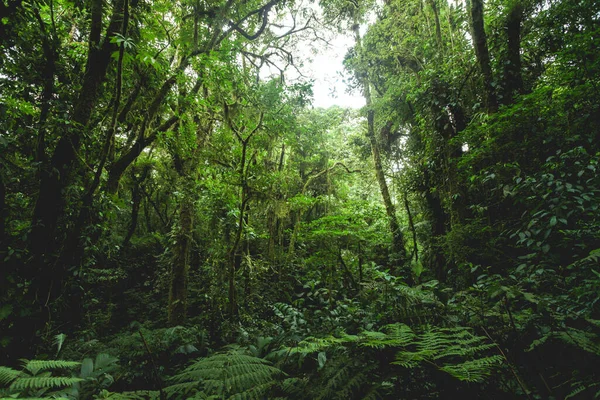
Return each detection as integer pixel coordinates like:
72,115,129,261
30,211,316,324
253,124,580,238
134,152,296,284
96,390,161,399
228,381,276,400
439,355,503,382
528,327,600,355
565,381,600,400
23,360,80,375
164,380,200,395
0,398,70,400
168,350,284,399
9,376,83,391
316,361,351,400
0,366,20,386
359,324,416,348
587,319,600,328
279,377,308,397
566,384,588,399
391,326,502,382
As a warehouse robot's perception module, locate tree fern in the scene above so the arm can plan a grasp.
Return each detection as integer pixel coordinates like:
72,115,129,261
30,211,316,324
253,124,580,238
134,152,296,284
166,350,284,399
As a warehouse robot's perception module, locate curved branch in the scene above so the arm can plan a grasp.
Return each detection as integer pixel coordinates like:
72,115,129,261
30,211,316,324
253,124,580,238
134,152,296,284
302,162,360,194
227,0,280,40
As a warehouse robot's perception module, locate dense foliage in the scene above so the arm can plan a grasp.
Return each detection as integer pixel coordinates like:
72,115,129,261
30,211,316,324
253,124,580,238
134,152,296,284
1,0,599,398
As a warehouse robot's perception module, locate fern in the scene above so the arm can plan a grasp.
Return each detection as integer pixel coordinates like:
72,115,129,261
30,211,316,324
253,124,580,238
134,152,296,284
23,360,80,376
439,356,504,382
94,389,161,399
319,359,375,400
0,398,69,400
1,359,84,399
392,326,502,382
9,376,84,391
0,366,19,386
528,326,600,355
288,323,502,385
358,324,415,349
166,350,284,399
565,381,600,399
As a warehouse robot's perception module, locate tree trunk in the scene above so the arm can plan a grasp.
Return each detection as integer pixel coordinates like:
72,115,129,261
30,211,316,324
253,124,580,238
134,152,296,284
0,171,6,254
27,0,125,312
353,25,409,282
469,0,497,112
404,193,419,263
106,69,203,194
123,175,144,248
366,110,408,268
168,193,194,326
428,0,443,50
502,3,524,105
423,169,449,283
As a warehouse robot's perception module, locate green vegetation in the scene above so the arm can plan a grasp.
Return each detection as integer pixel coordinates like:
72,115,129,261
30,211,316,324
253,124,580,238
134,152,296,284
1,0,599,398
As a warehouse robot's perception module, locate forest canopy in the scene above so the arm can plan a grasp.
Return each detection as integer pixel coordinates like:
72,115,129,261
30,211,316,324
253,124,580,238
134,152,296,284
1,0,599,398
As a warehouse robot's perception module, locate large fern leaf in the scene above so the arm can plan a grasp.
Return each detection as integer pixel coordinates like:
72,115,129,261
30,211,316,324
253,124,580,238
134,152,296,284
9,376,84,391
22,360,80,376
392,326,502,381
166,350,284,399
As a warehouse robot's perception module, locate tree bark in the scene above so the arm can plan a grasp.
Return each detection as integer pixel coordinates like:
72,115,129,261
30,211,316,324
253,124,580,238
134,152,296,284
123,166,149,248
168,192,194,326
423,169,449,283
469,0,497,112
502,3,523,105
428,0,443,50
404,193,419,263
0,172,6,251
